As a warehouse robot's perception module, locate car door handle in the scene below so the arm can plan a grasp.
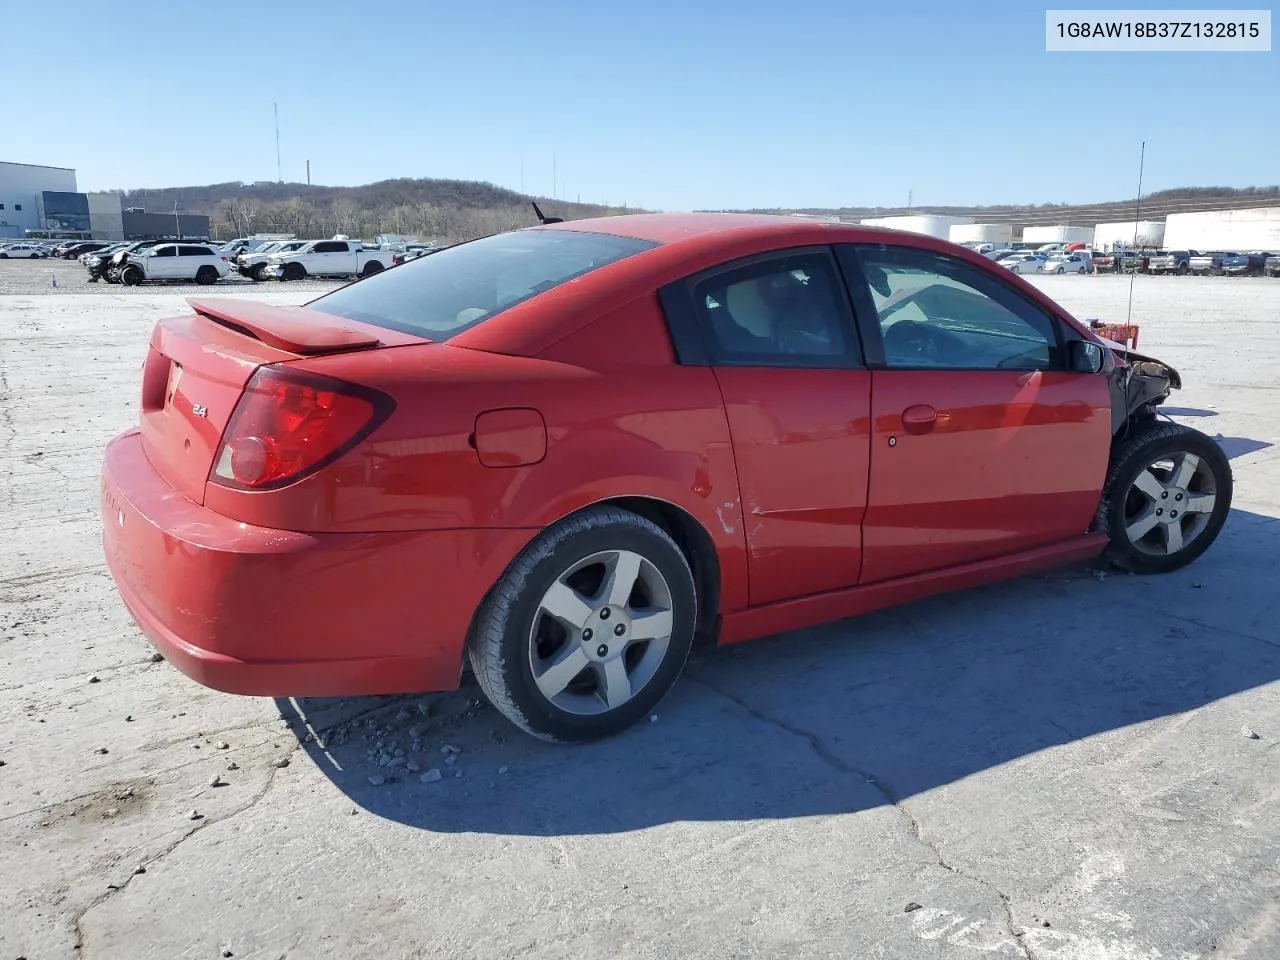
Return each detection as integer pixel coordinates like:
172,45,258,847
901,404,938,434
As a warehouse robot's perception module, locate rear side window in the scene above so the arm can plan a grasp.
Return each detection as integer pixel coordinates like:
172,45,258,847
179,246,210,256
308,229,660,340
313,241,348,253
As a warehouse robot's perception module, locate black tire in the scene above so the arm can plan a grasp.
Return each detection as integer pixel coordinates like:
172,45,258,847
119,265,143,286
282,262,305,282
361,260,384,277
0,253,7,259
194,265,218,285
250,263,267,282
1097,423,1232,574
468,506,697,743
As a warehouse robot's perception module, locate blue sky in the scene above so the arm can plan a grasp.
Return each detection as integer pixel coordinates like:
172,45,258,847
4,1,1276,209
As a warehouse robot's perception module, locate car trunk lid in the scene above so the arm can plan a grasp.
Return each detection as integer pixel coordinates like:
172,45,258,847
139,298,425,506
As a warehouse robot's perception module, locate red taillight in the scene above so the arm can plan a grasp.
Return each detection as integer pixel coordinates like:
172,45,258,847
210,367,394,490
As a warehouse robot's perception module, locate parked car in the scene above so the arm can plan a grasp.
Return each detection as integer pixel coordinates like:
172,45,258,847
1043,252,1091,274
262,238,394,280
1000,252,1044,274
1144,250,1186,275
58,241,111,260
1091,252,1116,273
1189,251,1236,276
236,239,310,280
0,243,47,259
91,241,166,283
391,244,439,266
1266,254,1280,277
1222,252,1269,276
118,243,230,285
98,212,1233,743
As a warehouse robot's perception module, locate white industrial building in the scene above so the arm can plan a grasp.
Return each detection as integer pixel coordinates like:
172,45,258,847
1092,220,1165,251
0,161,78,238
949,223,1013,245
1163,207,1280,251
860,214,974,239
1022,224,1093,245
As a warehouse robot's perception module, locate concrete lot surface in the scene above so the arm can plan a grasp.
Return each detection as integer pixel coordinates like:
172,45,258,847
2,275,1278,960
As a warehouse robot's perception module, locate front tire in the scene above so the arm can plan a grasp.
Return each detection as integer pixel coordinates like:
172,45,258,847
468,506,697,743
119,265,143,286
282,262,305,282
1097,423,1232,573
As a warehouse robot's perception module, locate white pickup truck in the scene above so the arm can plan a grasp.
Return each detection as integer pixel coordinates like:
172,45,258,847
263,239,394,281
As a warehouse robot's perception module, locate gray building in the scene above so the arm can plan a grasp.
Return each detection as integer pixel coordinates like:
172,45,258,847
120,209,211,241
0,161,79,238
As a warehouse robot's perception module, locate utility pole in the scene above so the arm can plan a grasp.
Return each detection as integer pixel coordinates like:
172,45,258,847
306,159,311,186
907,188,913,209
274,102,282,183
173,199,181,240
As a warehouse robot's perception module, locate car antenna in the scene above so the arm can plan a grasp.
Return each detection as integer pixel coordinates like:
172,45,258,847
1126,140,1145,327
531,201,563,225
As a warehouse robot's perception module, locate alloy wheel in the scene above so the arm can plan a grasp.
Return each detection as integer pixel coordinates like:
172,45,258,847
528,549,675,715
1123,451,1218,556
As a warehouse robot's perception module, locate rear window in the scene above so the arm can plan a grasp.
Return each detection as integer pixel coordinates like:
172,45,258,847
307,228,660,340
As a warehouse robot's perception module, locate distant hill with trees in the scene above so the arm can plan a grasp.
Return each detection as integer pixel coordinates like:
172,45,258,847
726,185,1280,227
107,178,1280,243
112,178,637,243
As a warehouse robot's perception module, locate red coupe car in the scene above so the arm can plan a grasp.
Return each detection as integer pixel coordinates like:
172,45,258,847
100,213,1232,742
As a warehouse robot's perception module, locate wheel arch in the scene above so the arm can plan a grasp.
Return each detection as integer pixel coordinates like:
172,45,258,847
460,494,724,685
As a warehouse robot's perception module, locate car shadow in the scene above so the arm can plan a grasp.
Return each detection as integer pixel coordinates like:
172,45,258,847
1161,407,1219,418
1216,436,1273,459
278,507,1280,837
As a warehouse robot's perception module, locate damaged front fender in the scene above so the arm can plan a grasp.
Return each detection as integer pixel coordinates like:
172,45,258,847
1104,342,1181,436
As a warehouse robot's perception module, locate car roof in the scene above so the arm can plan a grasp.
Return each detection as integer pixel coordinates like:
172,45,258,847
451,212,1089,357
538,211,894,246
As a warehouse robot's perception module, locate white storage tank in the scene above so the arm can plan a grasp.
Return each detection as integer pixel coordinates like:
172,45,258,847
1023,225,1093,245
1092,220,1165,251
1163,207,1280,251
860,214,974,239
949,223,1013,245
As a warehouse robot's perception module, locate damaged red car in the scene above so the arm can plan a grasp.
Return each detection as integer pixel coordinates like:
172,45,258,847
100,213,1232,742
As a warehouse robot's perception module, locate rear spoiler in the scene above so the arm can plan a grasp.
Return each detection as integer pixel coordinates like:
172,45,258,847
186,298,382,355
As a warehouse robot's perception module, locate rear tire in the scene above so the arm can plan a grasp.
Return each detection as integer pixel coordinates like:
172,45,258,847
250,263,267,282
468,506,697,743
361,260,384,277
1097,423,1232,574
194,265,218,285
119,265,143,286
282,262,305,282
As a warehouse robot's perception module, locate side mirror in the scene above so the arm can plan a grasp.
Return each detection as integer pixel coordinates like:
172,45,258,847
1070,339,1104,374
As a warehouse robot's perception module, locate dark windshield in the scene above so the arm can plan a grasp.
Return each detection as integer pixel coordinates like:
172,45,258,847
307,228,660,340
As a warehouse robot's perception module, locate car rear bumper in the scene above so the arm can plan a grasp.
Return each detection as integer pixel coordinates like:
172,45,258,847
101,429,530,697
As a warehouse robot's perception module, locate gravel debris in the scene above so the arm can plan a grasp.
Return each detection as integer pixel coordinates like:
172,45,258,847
186,809,203,821
904,902,922,913
94,747,109,755
420,768,443,783
215,741,230,750
209,775,226,788
441,744,461,755
444,754,457,766
368,775,386,786
407,761,421,773
1242,725,1261,740
148,652,164,663
271,757,290,769
226,761,239,771
133,865,146,875
88,675,101,684
498,766,509,775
